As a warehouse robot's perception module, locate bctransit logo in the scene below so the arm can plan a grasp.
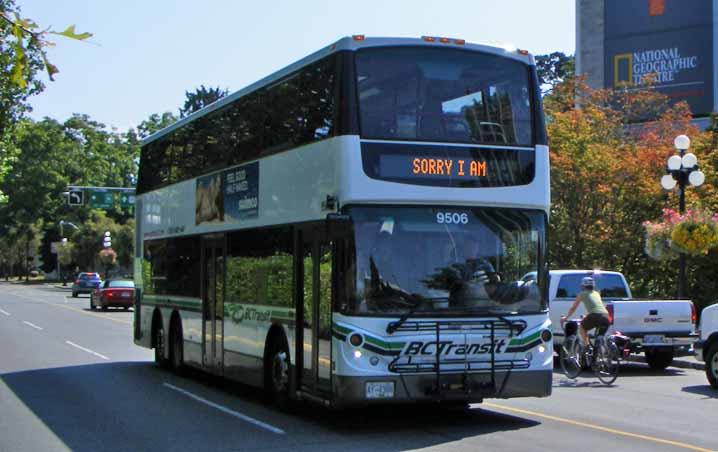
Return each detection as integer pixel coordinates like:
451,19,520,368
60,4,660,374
403,339,506,356
230,305,271,323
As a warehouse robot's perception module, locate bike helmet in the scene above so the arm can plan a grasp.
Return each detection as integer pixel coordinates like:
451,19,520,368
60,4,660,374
581,276,595,287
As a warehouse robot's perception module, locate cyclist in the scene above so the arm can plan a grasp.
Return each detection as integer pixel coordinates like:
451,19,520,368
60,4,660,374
560,276,610,348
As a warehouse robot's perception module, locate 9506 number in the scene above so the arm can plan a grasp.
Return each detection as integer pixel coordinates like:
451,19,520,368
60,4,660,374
436,212,469,224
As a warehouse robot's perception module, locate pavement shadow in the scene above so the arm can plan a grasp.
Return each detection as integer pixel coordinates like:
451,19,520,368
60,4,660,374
615,362,686,377
189,366,541,440
681,385,718,398
1,362,540,452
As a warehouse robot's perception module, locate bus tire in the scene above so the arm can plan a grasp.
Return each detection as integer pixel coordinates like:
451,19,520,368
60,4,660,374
705,342,718,389
169,316,185,375
152,312,168,368
265,334,292,410
645,348,673,370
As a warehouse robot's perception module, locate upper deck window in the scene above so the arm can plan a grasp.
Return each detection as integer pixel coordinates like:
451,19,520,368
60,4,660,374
355,47,533,146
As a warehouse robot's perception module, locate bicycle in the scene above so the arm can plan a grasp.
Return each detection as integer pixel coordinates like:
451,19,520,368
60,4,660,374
559,319,621,385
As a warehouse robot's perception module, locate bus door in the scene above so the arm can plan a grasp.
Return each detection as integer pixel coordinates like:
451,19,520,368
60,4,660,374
297,226,333,394
202,235,225,374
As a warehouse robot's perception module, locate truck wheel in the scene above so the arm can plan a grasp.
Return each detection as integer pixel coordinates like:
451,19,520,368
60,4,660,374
706,343,718,389
645,348,674,370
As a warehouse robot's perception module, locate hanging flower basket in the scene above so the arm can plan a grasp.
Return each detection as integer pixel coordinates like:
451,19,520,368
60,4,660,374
643,215,679,260
644,208,718,259
98,248,117,266
670,210,718,255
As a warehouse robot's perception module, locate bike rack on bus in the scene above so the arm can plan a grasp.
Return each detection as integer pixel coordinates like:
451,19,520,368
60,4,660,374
387,318,528,398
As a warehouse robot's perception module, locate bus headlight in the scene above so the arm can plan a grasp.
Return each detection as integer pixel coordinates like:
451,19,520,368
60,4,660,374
538,345,546,353
349,333,364,347
353,349,362,359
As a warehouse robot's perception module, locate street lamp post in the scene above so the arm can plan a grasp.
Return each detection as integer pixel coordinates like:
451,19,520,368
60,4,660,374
659,135,705,298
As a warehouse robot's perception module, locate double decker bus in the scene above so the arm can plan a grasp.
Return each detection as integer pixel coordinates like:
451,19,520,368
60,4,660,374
134,35,551,408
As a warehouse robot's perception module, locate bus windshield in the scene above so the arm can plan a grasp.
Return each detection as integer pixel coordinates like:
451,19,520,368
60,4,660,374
355,46,533,145
343,206,545,316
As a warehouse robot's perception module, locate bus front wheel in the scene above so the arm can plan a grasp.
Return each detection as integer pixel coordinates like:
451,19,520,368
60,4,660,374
265,336,291,409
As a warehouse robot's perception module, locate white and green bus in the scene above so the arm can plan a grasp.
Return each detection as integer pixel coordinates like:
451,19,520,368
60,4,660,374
134,36,552,408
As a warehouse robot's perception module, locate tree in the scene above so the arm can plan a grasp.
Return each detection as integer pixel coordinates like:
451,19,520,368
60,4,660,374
546,76,696,298
56,240,73,285
136,112,177,139
0,1,91,90
0,1,92,204
0,0,44,140
535,52,574,95
179,85,228,118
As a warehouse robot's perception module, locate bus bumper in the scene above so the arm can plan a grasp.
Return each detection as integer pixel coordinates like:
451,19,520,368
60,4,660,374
331,369,552,408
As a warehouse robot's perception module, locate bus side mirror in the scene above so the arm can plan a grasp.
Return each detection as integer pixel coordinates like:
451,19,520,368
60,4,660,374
326,213,352,236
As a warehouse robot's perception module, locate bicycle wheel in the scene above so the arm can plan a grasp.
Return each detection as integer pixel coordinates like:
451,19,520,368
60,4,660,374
594,338,620,385
560,335,581,379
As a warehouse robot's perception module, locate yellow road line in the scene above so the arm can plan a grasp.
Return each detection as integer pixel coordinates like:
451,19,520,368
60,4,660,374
9,291,131,325
483,403,716,452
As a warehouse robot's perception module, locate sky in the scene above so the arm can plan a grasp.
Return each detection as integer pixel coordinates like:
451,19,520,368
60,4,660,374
20,0,576,133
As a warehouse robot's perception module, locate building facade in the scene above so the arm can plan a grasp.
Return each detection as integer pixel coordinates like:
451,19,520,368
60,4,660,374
576,0,718,123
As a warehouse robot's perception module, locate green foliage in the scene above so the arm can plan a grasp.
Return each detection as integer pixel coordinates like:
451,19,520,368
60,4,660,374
56,241,74,267
179,85,228,118
535,52,575,95
66,211,131,273
0,0,44,140
137,112,177,139
0,3,92,88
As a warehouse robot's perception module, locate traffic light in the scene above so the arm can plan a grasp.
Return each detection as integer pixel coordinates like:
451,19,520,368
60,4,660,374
103,231,112,248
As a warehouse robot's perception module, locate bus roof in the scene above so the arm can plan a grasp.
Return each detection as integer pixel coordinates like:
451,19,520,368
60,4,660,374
141,36,536,147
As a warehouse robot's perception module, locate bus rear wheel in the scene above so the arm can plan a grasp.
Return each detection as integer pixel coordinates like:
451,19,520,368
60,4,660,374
265,337,291,409
153,322,168,368
169,319,185,375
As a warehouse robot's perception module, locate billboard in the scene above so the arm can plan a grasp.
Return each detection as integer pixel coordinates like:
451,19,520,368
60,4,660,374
604,0,714,116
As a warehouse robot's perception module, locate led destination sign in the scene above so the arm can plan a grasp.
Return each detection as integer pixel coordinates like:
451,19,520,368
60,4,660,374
361,142,534,188
383,155,487,179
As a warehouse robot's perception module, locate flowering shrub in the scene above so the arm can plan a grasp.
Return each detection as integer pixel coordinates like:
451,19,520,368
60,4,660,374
643,208,718,259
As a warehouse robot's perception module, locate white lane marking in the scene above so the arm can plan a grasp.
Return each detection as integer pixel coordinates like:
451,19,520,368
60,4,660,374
163,382,285,435
22,321,44,330
65,340,110,360
0,309,10,316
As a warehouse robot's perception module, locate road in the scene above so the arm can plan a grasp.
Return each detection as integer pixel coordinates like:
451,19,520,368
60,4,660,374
0,281,715,452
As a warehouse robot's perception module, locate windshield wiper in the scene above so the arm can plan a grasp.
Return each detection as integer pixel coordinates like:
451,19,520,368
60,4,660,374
384,291,428,334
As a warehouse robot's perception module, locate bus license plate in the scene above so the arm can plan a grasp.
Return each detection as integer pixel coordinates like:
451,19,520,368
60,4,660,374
644,335,665,344
366,382,394,399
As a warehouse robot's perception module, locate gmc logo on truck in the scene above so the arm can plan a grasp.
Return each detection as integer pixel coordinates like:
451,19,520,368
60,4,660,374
644,317,663,323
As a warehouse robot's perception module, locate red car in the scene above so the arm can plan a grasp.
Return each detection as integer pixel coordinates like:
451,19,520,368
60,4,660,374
90,280,135,311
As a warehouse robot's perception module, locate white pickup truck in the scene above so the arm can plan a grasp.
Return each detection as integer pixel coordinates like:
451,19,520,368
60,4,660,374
525,270,697,370
694,303,718,388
